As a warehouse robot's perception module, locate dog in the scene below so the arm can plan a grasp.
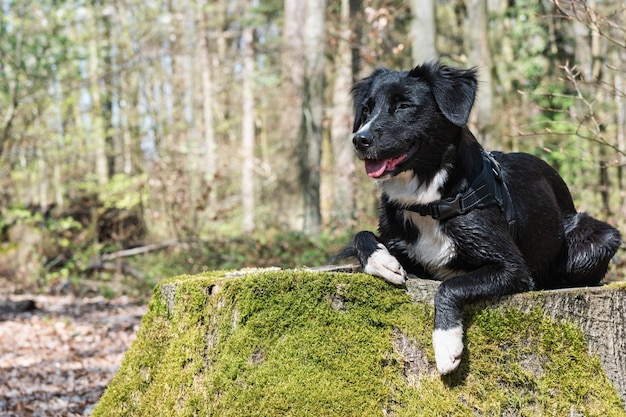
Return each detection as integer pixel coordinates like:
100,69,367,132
344,61,621,375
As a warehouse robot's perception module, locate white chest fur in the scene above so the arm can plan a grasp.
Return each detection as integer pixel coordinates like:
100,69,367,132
378,169,459,279
400,211,457,279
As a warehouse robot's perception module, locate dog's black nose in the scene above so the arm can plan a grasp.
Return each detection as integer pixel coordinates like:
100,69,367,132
353,130,374,151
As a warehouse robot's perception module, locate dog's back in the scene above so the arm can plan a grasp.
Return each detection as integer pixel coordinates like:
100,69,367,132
495,151,621,289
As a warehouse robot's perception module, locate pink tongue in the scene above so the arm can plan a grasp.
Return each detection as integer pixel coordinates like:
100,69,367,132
364,154,407,178
365,159,388,178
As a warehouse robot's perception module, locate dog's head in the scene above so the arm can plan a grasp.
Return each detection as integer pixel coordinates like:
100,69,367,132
351,61,478,179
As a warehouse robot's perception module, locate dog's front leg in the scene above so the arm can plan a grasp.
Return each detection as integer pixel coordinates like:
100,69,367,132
432,262,533,375
353,231,407,287
432,283,465,375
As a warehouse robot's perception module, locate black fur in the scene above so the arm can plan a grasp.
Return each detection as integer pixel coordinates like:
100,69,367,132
345,60,622,374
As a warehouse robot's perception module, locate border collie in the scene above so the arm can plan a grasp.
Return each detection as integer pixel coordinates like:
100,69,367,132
345,61,621,375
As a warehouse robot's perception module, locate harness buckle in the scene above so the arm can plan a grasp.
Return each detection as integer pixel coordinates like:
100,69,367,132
431,193,463,220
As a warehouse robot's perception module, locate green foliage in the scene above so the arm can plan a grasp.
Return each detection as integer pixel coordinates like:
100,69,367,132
512,3,563,85
42,213,99,288
0,207,41,231
94,271,625,416
1,196,346,297
101,174,148,211
0,1,70,92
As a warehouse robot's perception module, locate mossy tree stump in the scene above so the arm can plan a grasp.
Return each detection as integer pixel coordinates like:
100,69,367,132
94,269,626,416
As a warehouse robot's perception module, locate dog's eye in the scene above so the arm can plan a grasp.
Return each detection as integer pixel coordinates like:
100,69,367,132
397,103,412,110
361,105,370,116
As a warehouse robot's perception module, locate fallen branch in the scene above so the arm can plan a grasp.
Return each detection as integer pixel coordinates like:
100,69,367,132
0,299,36,315
86,260,146,280
100,239,179,262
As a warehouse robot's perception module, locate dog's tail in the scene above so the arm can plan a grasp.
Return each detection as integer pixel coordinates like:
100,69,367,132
329,246,357,264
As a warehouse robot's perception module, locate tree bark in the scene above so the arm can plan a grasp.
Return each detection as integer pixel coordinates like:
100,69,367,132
0,2,23,159
276,0,306,231
199,6,217,216
100,270,626,414
302,0,326,237
464,0,496,149
409,0,437,64
349,0,363,79
101,8,115,178
306,266,626,405
405,278,626,405
329,0,357,227
241,25,256,234
88,5,109,187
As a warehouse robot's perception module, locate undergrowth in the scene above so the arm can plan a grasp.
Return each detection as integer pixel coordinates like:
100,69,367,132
20,232,348,299
123,232,346,298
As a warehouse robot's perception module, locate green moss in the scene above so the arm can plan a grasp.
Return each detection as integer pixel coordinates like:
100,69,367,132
606,281,626,290
94,271,625,416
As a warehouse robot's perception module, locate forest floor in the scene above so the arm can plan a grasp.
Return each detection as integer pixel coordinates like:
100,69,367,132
0,292,146,416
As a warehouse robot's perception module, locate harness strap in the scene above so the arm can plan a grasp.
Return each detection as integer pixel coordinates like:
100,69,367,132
402,151,517,237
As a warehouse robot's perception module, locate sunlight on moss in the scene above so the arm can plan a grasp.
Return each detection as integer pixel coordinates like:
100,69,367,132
93,271,625,416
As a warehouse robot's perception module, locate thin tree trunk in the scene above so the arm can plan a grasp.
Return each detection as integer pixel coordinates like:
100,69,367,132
302,0,326,237
410,0,437,64
102,9,115,178
329,0,356,227
615,51,626,215
465,0,496,149
37,146,47,212
116,0,137,176
88,5,109,187
241,25,256,234
183,3,201,233
199,7,217,214
350,0,363,79
277,0,306,230
0,2,25,158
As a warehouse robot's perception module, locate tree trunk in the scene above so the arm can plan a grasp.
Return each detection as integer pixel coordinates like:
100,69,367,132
464,0,496,149
199,6,217,217
241,25,256,234
101,9,115,178
277,0,306,230
115,0,138,176
329,0,356,227
0,2,27,159
302,0,326,237
409,0,437,64
615,52,626,214
404,278,626,405
181,3,201,234
350,0,363,79
88,5,109,187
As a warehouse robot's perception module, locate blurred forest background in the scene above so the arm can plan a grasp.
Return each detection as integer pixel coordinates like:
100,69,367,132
1,0,625,297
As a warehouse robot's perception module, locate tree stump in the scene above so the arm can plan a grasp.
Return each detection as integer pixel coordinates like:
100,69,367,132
405,278,626,407
94,269,626,416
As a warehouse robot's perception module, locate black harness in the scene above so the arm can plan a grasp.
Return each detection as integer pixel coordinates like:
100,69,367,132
400,151,517,237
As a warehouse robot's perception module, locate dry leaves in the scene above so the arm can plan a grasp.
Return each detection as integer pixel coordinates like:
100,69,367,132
0,294,146,416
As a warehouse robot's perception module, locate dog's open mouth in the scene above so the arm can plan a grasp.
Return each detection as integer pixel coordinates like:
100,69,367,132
364,153,409,178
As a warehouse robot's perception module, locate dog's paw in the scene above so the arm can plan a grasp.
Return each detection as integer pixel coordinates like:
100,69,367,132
432,326,464,375
363,244,407,286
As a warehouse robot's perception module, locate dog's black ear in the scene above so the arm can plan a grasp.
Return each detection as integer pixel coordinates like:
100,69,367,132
410,61,478,127
350,68,388,133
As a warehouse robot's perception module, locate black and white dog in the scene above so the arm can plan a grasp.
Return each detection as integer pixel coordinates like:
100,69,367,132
346,61,621,375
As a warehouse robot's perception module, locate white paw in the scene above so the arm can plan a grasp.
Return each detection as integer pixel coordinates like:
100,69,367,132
432,326,464,375
363,244,407,286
